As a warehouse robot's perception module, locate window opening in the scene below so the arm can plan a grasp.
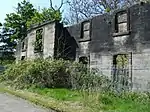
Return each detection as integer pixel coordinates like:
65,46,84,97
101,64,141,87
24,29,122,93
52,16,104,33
22,42,25,50
81,21,90,39
112,54,129,90
115,11,128,33
34,28,43,52
79,56,88,64
21,56,25,60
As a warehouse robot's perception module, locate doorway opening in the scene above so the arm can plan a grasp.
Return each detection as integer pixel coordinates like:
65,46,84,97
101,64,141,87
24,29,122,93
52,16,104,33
112,54,129,90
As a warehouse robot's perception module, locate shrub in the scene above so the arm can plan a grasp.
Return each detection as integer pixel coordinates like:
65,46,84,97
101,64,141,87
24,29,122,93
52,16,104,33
0,60,31,81
69,62,109,90
0,58,109,90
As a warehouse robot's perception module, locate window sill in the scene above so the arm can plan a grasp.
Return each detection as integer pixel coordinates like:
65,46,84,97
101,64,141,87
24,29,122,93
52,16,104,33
113,31,130,37
22,49,26,52
34,50,43,53
79,38,91,42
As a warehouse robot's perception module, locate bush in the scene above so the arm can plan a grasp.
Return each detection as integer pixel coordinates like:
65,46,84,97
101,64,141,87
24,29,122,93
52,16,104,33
0,58,109,90
68,62,110,90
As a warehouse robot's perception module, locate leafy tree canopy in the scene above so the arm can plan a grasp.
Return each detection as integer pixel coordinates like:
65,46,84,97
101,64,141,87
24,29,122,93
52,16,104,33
4,0,36,41
27,8,62,28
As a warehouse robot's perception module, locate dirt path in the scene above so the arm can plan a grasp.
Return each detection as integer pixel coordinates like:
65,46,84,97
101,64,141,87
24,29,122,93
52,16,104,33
0,93,55,112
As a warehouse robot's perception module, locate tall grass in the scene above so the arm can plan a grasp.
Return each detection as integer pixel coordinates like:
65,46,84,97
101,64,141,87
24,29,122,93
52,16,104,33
81,91,150,112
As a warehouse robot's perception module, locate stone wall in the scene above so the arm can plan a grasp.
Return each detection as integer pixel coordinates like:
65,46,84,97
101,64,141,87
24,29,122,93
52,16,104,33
26,21,56,59
67,3,150,91
43,22,56,59
27,30,36,59
132,49,150,91
90,53,112,78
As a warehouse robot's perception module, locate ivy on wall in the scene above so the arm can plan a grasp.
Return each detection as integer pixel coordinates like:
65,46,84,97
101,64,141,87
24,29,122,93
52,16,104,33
116,54,128,68
34,29,43,52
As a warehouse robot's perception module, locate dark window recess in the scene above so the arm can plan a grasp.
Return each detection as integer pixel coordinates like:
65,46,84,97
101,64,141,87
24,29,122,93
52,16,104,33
115,11,128,33
79,56,88,64
81,21,90,39
34,28,43,52
79,56,89,72
22,42,25,50
21,56,25,60
22,41,27,51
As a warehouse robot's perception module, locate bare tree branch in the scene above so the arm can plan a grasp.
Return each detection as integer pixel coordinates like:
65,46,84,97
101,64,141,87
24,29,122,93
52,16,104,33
50,0,68,11
49,0,55,10
58,0,64,10
65,0,142,25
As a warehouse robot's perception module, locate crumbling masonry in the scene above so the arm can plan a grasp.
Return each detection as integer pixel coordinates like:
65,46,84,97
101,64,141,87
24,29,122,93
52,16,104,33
16,3,150,91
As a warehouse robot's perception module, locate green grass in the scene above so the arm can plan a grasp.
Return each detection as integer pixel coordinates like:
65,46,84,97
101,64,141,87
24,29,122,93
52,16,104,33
0,85,150,112
27,87,150,112
85,92,150,112
28,88,83,101
0,86,86,112
103,95,150,112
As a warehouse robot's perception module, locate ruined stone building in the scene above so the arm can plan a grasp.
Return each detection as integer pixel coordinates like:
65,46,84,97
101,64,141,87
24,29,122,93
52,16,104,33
16,3,150,91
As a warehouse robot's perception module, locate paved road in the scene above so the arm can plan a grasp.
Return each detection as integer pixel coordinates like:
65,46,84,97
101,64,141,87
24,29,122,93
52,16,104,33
0,93,55,112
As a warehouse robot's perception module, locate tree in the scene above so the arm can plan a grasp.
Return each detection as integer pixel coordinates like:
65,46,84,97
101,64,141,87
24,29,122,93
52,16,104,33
27,0,68,27
4,0,36,41
27,8,62,28
0,28,17,52
3,0,67,41
65,0,148,24
0,0,36,62
0,27,17,62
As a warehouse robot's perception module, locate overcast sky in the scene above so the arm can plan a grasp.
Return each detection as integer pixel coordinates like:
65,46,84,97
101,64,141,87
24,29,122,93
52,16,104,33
0,0,62,24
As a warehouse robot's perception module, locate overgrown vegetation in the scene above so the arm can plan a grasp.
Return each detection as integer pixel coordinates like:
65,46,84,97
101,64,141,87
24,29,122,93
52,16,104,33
0,58,108,90
34,29,43,52
0,59,150,112
0,58,15,66
83,91,150,112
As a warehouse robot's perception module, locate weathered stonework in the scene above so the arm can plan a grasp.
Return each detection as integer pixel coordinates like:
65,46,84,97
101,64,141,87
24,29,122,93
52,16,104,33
132,52,150,91
43,22,56,59
16,3,150,91
16,21,57,61
27,30,36,59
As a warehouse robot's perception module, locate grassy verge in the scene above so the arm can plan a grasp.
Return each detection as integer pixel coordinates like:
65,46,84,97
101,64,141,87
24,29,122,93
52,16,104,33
28,87,150,112
0,85,150,112
0,85,86,112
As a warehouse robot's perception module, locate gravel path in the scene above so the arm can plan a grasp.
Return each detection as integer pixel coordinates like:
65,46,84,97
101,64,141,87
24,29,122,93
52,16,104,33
0,93,55,112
